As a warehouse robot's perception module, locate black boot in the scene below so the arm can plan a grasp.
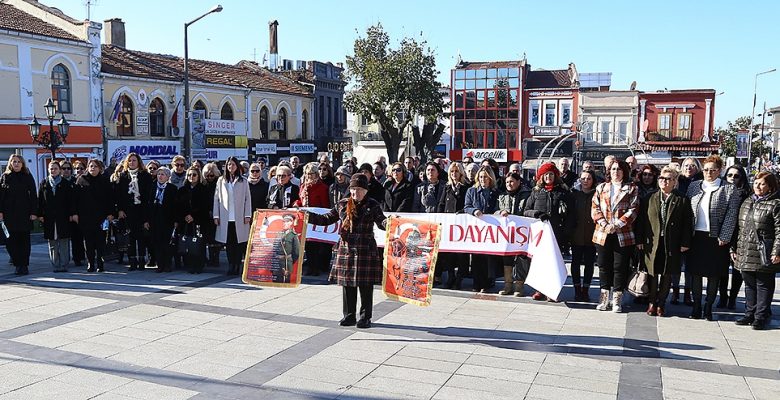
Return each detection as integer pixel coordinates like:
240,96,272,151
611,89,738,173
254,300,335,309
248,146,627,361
96,260,104,273
128,257,137,271
453,277,463,290
87,262,96,273
689,303,702,319
443,273,456,289
704,302,714,321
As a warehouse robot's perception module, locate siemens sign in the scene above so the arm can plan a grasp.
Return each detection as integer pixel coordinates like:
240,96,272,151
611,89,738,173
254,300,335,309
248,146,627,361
108,140,181,163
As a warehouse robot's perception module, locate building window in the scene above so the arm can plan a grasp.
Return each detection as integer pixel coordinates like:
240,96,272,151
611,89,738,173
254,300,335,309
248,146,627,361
278,108,287,139
301,110,308,139
327,97,332,135
601,121,611,143
318,96,324,127
116,95,134,137
544,103,557,126
220,103,234,120
193,100,207,113
560,101,572,125
658,113,671,136
149,97,165,137
51,64,71,113
361,115,371,126
530,100,540,126
677,113,692,139
618,121,628,144
333,98,340,130
259,106,269,138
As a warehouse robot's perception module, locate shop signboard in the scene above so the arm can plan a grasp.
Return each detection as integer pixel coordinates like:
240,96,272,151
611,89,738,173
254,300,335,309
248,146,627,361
107,140,181,163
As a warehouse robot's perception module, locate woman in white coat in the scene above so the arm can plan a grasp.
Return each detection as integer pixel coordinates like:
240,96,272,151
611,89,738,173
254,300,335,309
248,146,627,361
213,156,253,275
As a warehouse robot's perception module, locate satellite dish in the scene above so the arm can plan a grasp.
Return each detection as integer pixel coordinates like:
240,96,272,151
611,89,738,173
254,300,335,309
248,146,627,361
629,81,637,90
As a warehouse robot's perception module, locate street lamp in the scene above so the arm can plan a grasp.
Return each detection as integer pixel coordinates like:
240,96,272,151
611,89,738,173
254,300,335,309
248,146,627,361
183,4,223,161
747,68,776,166
28,98,70,161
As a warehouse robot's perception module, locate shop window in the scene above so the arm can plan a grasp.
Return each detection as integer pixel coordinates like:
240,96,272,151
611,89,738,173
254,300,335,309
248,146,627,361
51,64,71,113
220,103,234,120
259,106,269,138
677,113,691,139
149,97,165,137
116,95,134,137
658,113,671,136
529,100,540,126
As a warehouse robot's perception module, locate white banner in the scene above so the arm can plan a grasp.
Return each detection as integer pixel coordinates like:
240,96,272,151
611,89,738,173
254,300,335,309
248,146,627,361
302,208,567,300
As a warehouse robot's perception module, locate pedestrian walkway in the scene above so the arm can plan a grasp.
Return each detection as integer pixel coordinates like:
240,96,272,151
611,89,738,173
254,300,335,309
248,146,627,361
0,243,778,399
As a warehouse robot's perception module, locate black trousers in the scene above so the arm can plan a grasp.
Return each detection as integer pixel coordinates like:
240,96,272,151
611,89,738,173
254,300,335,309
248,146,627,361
305,241,331,274
226,222,247,268
125,207,146,262
82,227,106,266
596,233,633,291
70,221,85,263
343,284,374,320
470,254,499,290
719,266,743,301
571,245,596,287
691,275,719,307
151,223,174,271
7,231,31,267
648,242,672,306
742,270,776,322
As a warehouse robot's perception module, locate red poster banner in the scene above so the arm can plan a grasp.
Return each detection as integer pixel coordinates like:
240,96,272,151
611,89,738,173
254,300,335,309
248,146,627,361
243,210,307,287
382,216,442,307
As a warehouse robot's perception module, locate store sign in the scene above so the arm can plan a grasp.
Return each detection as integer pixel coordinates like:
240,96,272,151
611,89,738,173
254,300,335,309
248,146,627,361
205,148,248,161
580,149,634,164
254,143,277,154
290,143,316,154
462,148,508,162
524,140,574,158
107,140,181,163
529,91,573,97
136,110,149,135
205,135,248,148
533,126,561,137
204,119,246,136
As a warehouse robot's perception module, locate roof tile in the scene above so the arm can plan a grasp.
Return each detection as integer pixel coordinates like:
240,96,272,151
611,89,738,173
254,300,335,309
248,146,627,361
526,70,573,89
0,3,80,41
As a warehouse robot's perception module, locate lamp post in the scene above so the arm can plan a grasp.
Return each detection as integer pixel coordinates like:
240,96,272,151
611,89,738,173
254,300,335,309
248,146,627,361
183,4,223,161
747,68,776,166
28,98,70,161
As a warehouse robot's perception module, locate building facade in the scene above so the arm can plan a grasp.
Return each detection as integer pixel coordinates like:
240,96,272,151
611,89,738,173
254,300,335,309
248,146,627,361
576,91,640,166
0,0,103,181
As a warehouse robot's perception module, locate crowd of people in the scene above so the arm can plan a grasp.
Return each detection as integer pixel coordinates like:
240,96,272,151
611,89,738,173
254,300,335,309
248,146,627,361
0,150,777,330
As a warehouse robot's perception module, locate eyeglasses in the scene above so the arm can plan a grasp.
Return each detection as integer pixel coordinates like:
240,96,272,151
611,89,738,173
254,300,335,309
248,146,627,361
726,173,739,178
318,167,328,171
174,163,185,167
148,168,158,171
206,174,216,178
62,167,72,170
187,173,199,177
75,167,84,171
391,168,403,172
702,168,719,173
250,170,261,173
658,176,674,181
642,172,654,177
276,174,289,178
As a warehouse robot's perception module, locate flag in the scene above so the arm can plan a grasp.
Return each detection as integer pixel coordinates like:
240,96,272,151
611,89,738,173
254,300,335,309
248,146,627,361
170,98,182,128
110,98,122,122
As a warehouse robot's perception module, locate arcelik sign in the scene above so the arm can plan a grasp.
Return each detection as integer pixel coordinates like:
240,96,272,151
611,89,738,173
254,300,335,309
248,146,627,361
462,148,508,162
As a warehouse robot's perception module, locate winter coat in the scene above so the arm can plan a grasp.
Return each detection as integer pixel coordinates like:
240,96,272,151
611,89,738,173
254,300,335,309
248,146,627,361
0,171,38,232
733,192,780,274
464,186,499,215
560,170,577,189
114,170,153,216
177,183,212,229
496,188,531,216
686,179,741,243
294,180,329,208
366,177,386,204
37,177,76,240
636,190,693,276
213,176,253,244
413,180,446,213
74,173,114,230
591,182,639,247
568,188,597,246
267,181,300,209
438,182,468,213
248,180,269,211
523,185,571,239
146,183,178,227
329,182,349,208
383,179,414,212
307,197,387,286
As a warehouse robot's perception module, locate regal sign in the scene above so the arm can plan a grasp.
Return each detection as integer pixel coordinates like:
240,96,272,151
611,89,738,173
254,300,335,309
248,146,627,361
462,148,508,162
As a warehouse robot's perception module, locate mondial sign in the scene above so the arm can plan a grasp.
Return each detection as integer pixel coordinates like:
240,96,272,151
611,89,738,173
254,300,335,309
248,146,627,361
462,148,508,162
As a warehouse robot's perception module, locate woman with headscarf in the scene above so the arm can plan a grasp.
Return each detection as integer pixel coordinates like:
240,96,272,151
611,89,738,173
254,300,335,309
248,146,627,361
74,159,114,273
144,167,178,273
37,160,77,273
113,152,153,271
247,162,269,212
719,164,749,309
0,154,38,275
307,174,388,329
213,157,253,275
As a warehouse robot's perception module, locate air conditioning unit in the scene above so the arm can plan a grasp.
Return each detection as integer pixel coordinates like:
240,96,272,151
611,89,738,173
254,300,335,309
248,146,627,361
296,60,307,70
282,59,294,70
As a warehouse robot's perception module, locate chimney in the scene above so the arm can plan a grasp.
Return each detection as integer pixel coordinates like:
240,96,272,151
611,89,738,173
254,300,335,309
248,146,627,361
103,18,125,48
269,20,279,70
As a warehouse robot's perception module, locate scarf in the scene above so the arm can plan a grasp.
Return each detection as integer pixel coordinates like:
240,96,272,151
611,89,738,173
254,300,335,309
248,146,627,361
155,182,167,205
127,168,141,205
248,174,262,185
48,175,62,194
544,182,554,191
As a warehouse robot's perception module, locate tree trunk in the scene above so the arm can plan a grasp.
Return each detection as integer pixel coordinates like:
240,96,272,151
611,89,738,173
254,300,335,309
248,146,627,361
380,124,403,164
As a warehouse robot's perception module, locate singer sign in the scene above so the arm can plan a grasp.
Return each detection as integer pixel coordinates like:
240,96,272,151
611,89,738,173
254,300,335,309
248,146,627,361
462,148,508,162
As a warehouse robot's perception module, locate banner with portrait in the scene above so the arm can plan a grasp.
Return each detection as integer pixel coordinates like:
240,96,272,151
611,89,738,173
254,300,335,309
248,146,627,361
243,210,307,288
382,216,442,307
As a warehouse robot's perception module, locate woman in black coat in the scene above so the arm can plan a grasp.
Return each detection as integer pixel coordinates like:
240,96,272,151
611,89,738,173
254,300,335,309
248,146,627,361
383,162,414,212
267,165,300,209
38,160,77,272
145,167,178,273
720,164,750,309
202,162,222,267
75,159,114,272
413,162,446,213
496,172,532,297
0,154,38,275
247,162,269,212
178,167,211,273
113,152,154,271
437,162,469,289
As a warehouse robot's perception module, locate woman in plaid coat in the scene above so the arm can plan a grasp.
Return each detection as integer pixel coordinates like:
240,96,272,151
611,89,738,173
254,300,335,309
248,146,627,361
591,159,639,312
307,174,387,329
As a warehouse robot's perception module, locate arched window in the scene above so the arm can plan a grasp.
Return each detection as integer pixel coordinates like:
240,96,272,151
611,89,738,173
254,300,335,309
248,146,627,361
51,64,71,113
116,94,134,136
301,110,308,139
259,106,269,138
278,108,287,139
149,98,165,137
193,100,207,113
220,103,234,120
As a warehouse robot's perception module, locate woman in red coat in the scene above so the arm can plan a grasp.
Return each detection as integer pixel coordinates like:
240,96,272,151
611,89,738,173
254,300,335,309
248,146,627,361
307,174,387,329
295,162,331,276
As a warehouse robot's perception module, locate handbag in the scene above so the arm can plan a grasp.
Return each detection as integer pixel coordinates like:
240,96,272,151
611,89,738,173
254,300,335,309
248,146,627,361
627,270,651,297
178,224,205,257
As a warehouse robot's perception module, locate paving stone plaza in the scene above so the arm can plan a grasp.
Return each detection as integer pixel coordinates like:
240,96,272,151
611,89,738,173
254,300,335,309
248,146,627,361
0,242,778,400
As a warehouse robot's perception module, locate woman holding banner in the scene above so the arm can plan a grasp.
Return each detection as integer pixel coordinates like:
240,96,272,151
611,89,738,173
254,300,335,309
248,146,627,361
464,166,499,293
496,172,532,296
307,174,387,329
438,162,469,289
